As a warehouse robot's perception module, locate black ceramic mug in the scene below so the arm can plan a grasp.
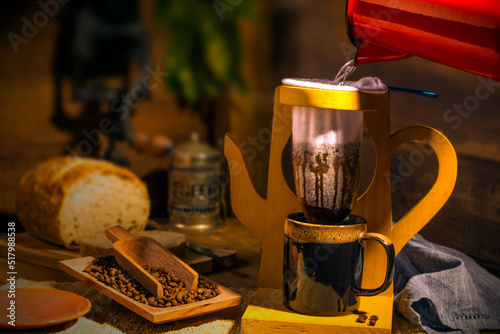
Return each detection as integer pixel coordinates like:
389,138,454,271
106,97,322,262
283,213,395,316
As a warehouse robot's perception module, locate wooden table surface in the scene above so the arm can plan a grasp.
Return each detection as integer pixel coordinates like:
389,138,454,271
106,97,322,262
1,218,424,333
157,218,262,291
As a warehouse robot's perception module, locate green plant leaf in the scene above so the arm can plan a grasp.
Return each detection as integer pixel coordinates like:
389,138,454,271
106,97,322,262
177,66,199,106
156,0,257,106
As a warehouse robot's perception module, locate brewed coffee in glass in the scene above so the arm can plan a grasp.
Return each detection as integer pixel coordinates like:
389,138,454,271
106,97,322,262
292,106,363,224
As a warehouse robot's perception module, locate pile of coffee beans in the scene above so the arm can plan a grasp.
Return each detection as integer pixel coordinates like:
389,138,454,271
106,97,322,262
84,256,220,308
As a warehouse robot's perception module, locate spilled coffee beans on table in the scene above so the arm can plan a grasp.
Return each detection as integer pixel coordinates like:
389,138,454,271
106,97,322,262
84,256,220,308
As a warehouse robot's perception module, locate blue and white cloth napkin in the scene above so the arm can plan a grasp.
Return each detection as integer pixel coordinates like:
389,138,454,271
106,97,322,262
394,234,500,333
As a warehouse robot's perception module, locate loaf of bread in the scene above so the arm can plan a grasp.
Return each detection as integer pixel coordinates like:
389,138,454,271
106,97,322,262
16,157,150,249
80,230,187,258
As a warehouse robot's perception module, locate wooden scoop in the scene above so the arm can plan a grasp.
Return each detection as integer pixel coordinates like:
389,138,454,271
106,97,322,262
106,226,199,298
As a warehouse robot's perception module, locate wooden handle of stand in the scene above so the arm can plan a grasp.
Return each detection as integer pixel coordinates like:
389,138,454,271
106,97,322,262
389,125,457,254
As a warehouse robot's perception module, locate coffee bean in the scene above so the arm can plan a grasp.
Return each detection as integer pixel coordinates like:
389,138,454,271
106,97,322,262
176,291,186,302
84,256,220,308
368,319,376,326
355,316,366,323
370,315,379,321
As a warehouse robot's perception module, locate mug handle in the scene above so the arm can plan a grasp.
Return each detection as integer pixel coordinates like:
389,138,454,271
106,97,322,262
355,233,395,296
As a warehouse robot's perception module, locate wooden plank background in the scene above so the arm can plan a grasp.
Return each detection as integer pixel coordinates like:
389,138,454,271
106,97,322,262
1,0,498,279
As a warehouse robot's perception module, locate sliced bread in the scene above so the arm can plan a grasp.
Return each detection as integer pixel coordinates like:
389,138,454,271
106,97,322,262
16,157,150,249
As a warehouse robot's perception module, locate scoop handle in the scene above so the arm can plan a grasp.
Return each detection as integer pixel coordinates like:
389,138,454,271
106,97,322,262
106,225,136,242
105,225,164,297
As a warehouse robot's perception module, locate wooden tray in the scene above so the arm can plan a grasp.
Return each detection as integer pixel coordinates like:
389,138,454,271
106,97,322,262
59,256,242,324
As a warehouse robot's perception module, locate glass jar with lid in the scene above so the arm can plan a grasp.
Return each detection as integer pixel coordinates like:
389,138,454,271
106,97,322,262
168,133,225,230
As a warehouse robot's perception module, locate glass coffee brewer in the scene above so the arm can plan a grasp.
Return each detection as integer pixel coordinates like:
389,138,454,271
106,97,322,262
224,78,457,332
283,79,395,315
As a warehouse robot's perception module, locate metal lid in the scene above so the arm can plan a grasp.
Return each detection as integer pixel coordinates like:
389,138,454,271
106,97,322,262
172,133,221,168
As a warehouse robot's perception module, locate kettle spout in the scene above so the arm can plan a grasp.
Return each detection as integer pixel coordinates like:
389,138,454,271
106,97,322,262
355,40,410,65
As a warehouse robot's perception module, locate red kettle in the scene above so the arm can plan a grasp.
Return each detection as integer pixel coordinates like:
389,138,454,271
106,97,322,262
346,0,500,80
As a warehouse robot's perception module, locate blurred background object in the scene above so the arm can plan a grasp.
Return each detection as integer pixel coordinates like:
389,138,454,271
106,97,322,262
52,0,172,166
0,0,498,275
156,0,256,146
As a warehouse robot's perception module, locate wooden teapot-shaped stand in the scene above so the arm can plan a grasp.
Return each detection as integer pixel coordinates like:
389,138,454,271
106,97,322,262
224,85,457,333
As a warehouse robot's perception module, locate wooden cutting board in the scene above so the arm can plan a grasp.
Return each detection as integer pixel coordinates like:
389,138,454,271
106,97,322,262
0,232,236,274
